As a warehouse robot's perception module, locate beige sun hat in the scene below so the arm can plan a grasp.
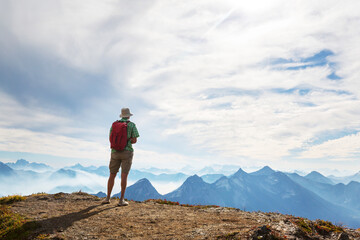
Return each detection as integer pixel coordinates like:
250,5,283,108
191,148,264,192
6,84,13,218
120,108,133,118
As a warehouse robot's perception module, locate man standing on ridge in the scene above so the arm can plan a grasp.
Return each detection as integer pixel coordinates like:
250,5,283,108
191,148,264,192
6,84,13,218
102,108,140,206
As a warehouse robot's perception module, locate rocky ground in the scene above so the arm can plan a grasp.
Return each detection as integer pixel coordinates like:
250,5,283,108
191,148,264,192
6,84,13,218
6,192,360,239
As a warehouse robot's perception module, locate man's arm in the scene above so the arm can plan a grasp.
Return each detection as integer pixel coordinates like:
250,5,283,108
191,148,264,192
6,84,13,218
130,122,139,144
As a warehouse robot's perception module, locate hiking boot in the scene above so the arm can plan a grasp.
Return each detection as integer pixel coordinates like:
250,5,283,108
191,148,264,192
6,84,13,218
118,199,129,206
101,199,110,204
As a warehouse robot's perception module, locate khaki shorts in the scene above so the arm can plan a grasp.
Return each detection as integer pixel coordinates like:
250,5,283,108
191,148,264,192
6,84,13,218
109,150,133,174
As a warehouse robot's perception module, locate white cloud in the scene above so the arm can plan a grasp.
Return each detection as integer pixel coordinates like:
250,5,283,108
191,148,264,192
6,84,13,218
125,0,360,164
133,148,207,170
1,0,360,172
0,91,71,129
0,127,108,160
300,132,360,159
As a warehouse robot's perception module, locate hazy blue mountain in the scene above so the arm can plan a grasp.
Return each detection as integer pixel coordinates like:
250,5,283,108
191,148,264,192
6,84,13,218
90,166,109,176
164,175,219,205
344,181,360,210
155,172,188,182
287,173,360,211
163,169,360,228
49,169,77,179
328,171,360,184
201,174,224,183
92,191,107,198
305,171,334,184
140,167,175,174
113,178,162,201
287,172,322,191
0,161,16,177
293,170,307,176
197,165,241,175
66,163,97,172
129,170,188,183
6,159,52,172
61,165,189,182
350,172,360,182
217,165,242,175
249,166,275,176
14,169,42,179
63,164,109,176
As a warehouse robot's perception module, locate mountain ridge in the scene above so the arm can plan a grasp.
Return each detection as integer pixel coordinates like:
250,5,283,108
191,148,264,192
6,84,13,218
123,172,360,228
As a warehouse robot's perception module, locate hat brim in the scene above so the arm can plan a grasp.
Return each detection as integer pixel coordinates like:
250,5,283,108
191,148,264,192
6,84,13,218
120,113,133,118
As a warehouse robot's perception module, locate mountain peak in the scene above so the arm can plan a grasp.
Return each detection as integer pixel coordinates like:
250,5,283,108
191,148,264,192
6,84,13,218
134,178,152,185
16,159,30,165
49,168,76,179
115,178,161,201
305,171,333,184
251,166,275,176
306,171,323,177
6,159,52,171
233,168,247,176
184,174,204,184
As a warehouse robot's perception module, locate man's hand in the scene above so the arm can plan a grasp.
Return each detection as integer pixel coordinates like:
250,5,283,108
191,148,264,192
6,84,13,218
130,138,137,144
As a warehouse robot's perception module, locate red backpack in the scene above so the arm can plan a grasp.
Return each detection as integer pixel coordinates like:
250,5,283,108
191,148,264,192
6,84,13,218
109,121,129,151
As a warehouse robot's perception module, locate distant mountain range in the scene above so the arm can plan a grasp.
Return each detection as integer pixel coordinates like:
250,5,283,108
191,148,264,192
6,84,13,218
5,159,52,172
1,159,360,228
328,172,360,185
119,167,360,228
287,172,360,211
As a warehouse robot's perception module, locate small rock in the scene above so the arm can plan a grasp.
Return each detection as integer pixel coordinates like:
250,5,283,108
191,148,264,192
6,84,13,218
338,232,349,240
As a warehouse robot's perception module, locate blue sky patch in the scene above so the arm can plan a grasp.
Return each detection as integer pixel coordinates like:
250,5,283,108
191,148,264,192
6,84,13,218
271,87,311,96
327,72,342,80
202,88,261,99
307,129,359,146
269,49,342,77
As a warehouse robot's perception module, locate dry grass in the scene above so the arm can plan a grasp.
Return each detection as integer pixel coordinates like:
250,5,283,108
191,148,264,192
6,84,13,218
145,199,220,209
0,195,26,205
293,217,345,237
0,205,38,239
29,192,48,197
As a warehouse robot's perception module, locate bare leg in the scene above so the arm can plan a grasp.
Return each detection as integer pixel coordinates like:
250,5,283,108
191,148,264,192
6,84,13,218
106,173,117,201
120,172,129,201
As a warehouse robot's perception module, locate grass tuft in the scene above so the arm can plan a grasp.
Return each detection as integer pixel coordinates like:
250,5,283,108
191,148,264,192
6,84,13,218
145,199,220,209
35,233,51,239
293,217,344,237
314,220,344,234
30,192,48,197
0,205,39,239
72,190,90,196
217,231,240,239
0,195,26,205
295,218,313,234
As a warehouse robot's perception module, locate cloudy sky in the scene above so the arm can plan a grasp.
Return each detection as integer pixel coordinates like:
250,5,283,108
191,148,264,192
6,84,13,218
0,0,359,174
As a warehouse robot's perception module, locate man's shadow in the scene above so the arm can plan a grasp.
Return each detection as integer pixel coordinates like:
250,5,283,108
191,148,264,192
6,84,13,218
7,203,116,238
